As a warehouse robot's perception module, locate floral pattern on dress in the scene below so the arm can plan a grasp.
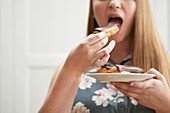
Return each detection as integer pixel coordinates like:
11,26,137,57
106,83,138,105
106,83,125,103
130,97,138,105
72,102,90,113
92,87,114,107
79,75,96,90
92,83,138,107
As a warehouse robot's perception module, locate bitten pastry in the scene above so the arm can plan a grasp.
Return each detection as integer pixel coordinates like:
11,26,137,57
93,24,119,38
98,64,144,73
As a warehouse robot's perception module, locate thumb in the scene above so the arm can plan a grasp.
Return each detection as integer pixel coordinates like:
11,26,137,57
146,68,165,81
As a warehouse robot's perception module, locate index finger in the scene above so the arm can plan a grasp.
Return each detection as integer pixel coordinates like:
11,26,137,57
85,32,107,45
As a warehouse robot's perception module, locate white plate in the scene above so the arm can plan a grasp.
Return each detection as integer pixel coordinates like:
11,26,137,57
86,73,156,83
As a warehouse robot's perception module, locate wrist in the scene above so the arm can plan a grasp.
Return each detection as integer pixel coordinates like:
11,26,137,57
63,61,85,76
156,98,170,113
60,63,83,78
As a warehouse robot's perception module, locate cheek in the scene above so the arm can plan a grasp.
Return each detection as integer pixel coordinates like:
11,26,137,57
125,5,136,23
129,4,136,20
93,3,104,18
92,2,107,25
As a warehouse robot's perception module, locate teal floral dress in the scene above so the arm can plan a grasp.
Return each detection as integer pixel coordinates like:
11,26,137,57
71,57,155,113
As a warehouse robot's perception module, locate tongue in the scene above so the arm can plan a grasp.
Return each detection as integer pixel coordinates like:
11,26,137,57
108,22,119,27
94,18,121,32
108,19,121,27
94,22,119,32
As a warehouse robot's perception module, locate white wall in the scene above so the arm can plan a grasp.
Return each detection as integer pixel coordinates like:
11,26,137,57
168,0,170,51
0,0,89,113
0,0,169,113
150,0,169,50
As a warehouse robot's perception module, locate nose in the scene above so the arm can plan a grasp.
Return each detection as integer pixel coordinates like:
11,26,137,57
109,0,121,10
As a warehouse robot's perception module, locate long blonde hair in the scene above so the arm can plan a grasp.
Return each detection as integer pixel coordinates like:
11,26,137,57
87,0,170,85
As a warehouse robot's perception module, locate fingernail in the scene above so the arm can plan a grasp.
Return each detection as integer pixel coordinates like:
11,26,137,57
130,83,135,86
110,40,116,47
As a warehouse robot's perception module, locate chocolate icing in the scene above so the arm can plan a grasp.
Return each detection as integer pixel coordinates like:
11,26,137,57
115,64,144,73
99,64,144,73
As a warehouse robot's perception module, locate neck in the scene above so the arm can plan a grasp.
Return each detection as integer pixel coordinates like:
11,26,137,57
110,37,132,64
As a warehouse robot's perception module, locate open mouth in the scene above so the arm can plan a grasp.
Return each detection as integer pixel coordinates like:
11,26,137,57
108,17,123,28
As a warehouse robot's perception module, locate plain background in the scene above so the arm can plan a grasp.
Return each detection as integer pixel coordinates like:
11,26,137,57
0,0,170,113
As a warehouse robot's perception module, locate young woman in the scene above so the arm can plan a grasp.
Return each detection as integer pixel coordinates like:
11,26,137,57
38,0,170,113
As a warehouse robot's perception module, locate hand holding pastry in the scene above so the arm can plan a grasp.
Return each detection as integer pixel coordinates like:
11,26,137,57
64,24,119,74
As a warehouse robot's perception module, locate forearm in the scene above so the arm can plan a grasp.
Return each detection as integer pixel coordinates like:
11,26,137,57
38,66,82,113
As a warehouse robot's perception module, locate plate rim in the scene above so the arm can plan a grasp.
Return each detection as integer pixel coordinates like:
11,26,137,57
86,72,156,82
86,72,156,76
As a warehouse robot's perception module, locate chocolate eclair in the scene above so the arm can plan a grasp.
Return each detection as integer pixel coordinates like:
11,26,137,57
93,24,119,38
98,64,144,73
